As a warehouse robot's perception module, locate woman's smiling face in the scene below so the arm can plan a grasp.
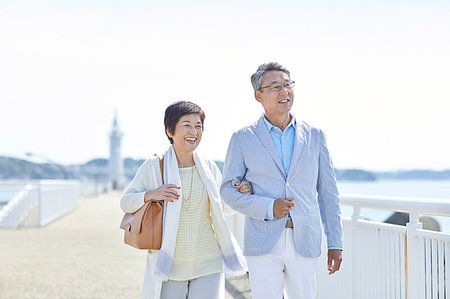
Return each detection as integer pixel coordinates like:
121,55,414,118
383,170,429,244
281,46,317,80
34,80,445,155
166,113,203,155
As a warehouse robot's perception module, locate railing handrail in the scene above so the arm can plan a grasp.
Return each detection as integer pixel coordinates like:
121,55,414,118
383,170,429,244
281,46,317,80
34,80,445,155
0,180,79,187
340,193,450,217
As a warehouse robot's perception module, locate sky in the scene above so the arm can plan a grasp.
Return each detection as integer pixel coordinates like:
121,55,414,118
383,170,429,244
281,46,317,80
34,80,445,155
1,0,449,171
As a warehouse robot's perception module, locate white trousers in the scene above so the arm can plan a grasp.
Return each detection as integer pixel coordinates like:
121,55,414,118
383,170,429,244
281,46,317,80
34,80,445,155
246,228,318,299
160,272,224,299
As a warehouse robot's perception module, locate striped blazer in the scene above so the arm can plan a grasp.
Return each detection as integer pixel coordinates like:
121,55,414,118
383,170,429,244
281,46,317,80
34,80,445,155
220,115,343,257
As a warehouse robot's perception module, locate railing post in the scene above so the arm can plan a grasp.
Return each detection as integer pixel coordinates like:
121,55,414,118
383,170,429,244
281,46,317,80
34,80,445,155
38,182,43,226
350,206,362,299
406,213,423,299
351,206,361,222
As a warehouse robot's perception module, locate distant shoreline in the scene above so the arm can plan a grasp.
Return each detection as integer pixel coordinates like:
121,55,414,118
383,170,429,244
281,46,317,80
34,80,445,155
1,156,450,181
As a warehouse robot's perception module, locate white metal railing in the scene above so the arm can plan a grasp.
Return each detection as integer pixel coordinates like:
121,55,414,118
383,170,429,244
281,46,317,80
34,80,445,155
0,180,80,228
316,193,450,299
38,181,80,226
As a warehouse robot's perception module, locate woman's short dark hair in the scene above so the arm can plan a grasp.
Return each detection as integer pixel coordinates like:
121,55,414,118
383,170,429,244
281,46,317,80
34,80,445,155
164,101,205,144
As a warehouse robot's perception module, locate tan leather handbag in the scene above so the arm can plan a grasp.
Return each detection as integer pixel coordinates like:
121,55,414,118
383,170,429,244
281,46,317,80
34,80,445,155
120,157,164,250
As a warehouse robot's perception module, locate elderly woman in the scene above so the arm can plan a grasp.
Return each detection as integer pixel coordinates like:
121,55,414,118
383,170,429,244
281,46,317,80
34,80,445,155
121,101,249,299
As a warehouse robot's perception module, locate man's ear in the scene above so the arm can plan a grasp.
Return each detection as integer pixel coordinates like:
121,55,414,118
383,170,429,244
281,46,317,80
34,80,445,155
254,90,262,103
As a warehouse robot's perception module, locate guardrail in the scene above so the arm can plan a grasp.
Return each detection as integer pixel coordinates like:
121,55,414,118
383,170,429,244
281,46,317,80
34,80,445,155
316,193,450,299
0,180,80,228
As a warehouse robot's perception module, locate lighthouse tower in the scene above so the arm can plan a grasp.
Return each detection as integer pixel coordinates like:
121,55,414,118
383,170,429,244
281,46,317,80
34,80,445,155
109,112,124,190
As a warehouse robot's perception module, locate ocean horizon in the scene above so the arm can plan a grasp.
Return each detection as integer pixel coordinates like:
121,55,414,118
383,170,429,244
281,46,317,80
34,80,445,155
338,179,450,233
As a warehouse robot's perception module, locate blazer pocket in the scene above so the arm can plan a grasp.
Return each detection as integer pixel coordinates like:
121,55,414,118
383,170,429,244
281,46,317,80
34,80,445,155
307,208,322,250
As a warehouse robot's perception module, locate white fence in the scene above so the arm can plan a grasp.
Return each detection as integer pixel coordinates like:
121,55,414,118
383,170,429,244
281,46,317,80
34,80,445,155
316,194,450,299
0,180,80,228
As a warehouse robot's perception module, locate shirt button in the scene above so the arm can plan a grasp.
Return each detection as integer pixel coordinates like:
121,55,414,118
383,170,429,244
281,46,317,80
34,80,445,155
284,152,287,155
286,182,290,186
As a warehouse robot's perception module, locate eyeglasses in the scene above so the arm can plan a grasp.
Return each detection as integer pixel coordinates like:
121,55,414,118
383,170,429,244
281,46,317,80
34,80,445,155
260,80,295,92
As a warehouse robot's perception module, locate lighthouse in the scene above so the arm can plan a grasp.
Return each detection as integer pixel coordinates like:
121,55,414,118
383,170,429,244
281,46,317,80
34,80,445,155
109,112,124,190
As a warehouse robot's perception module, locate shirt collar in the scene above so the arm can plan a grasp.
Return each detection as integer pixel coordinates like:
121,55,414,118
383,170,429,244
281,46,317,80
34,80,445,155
262,114,296,132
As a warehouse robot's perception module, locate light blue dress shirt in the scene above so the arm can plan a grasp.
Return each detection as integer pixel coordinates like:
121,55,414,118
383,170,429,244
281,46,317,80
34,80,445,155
262,115,296,220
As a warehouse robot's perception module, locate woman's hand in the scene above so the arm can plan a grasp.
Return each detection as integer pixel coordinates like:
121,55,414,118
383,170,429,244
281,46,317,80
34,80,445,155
144,184,181,203
236,180,253,194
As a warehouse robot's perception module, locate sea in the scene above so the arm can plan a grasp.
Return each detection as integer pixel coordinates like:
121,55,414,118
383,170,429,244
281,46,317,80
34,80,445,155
337,180,450,233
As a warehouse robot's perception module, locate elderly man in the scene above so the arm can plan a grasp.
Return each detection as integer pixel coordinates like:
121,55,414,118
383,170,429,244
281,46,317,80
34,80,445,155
220,62,343,299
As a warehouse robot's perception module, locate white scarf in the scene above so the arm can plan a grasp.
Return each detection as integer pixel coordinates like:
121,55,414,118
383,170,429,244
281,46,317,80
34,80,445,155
147,147,246,296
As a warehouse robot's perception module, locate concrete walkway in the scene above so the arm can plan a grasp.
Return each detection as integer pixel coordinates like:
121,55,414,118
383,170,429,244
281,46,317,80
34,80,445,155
0,192,251,298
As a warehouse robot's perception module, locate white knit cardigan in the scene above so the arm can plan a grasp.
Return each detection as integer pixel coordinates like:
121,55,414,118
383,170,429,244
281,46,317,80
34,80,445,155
120,147,247,299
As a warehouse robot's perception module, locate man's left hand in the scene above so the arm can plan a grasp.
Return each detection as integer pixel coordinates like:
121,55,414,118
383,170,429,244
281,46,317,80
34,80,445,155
327,249,343,275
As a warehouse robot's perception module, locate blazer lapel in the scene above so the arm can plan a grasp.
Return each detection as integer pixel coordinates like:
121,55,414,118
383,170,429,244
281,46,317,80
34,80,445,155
287,120,307,178
254,116,285,175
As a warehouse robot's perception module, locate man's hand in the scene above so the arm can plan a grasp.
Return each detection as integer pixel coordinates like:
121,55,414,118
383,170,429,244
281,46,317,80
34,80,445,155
327,249,343,275
273,197,295,218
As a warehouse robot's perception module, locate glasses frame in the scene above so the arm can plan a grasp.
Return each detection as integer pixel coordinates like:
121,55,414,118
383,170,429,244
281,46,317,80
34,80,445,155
260,80,295,92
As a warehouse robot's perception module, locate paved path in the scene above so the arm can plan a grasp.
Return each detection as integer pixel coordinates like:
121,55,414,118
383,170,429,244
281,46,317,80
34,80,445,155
0,192,251,298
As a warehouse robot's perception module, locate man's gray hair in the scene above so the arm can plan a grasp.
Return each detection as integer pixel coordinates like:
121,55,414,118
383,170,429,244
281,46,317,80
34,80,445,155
250,62,291,91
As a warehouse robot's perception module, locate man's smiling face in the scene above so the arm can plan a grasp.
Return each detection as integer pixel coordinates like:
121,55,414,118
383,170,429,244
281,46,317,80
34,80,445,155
255,70,294,117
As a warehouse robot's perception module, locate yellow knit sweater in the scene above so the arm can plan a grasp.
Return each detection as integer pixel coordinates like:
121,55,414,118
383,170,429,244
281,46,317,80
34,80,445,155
169,166,222,281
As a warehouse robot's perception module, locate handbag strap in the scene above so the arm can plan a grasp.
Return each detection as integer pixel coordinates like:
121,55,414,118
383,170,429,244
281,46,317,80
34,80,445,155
159,156,164,185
